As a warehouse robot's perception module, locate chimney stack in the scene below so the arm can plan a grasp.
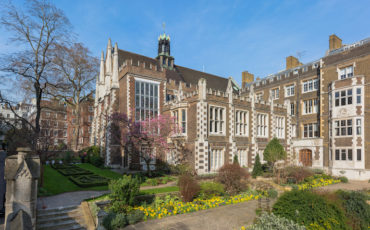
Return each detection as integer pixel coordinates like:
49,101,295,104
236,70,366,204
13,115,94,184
241,71,254,88
329,34,342,51
286,56,302,70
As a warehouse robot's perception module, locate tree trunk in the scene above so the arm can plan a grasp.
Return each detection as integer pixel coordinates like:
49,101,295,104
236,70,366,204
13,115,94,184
74,102,81,151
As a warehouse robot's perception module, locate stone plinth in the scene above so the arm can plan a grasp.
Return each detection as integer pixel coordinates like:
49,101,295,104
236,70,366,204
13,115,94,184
4,147,40,230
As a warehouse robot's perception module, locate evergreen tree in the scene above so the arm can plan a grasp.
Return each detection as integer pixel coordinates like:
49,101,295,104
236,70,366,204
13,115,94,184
252,154,263,178
263,137,286,170
233,154,239,164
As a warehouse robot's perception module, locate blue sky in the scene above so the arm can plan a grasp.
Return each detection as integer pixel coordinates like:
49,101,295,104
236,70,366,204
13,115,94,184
1,0,370,91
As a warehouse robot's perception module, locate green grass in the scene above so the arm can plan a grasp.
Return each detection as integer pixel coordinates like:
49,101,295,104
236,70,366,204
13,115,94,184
40,163,177,197
76,163,122,180
139,186,179,195
40,164,123,196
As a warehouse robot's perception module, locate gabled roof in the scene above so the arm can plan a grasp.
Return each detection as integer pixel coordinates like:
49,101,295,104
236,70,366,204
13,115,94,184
118,49,159,69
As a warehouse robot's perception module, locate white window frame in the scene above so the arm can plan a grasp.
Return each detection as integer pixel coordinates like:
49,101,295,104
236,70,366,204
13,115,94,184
303,123,319,138
290,103,295,116
271,88,280,100
209,105,226,135
334,89,353,107
134,78,160,121
334,148,353,161
334,119,352,136
302,98,319,115
302,78,319,93
356,118,361,135
275,116,285,139
285,84,295,97
339,66,353,79
235,110,248,136
236,149,247,167
209,148,224,171
257,113,268,137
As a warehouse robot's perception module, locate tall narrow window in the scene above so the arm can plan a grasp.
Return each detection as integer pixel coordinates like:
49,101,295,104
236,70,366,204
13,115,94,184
209,149,224,171
209,106,225,135
356,88,361,104
135,80,159,121
356,119,361,135
257,113,268,137
290,103,295,116
357,149,361,161
181,109,186,134
275,116,285,139
235,110,248,136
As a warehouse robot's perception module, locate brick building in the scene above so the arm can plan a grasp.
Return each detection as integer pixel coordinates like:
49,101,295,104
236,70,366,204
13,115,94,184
91,35,289,173
28,99,94,150
91,34,370,180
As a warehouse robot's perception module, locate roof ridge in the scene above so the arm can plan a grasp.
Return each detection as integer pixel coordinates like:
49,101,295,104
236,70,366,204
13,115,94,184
175,65,227,80
118,49,158,62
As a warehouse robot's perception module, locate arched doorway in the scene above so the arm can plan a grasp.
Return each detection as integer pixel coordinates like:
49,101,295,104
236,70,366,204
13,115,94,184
299,149,312,167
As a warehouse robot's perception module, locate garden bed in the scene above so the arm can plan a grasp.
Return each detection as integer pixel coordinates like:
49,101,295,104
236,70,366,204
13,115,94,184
69,174,110,187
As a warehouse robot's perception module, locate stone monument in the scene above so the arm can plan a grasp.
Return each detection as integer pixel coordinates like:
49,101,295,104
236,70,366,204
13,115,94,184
4,147,40,230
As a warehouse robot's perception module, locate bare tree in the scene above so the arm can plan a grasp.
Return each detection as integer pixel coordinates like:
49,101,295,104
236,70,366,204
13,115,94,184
0,0,71,146
49,43,98,150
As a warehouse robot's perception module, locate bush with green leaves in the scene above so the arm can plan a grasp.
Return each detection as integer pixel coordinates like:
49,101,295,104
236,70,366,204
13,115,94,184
336,190,370,230
338,176,348,183
109,175,140,212
126,209,145,225
282,166,313,184
233,154,239,164
252,154,263,178
263,137,286,170
272,190,348,230
267,189,278,199
199,181,225,198
247,212,306,230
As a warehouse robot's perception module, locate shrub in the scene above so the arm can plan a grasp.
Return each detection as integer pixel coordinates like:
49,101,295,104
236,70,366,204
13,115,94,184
312,168,324,174
217,163,250,195
247,212,306,230
69,174,109,187
170,163,193,175
199,181,225,198
233,154,239,164
102,212,117,230
126,209,144,225
282,166,313,184
338,176,348,183
64,151,72,164
263,137,286,170
272,190,348,230
90,155,104,168
110,213,127,229
267,189,278,199
178,174,200,202
252,154,263,178
109,175,140,210
337,190,370,230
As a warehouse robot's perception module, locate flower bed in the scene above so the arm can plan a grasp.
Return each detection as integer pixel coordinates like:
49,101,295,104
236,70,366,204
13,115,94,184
297,176,340,190
135,192,262,220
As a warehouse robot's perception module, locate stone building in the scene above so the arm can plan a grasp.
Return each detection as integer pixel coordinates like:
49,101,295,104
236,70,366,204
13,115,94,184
91,34,289,173
245,35,370,180
91,33,370,180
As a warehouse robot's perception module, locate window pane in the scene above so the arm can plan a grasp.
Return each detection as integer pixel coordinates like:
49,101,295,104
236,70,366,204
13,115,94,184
335,150,340,160
357,149,361,161
348,149,352,161
341,149,346,160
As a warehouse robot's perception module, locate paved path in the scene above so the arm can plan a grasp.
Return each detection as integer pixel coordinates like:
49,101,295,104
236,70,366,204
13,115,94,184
37,190,108,210
123,200,260,230
37,181,178,210
316,180,370,192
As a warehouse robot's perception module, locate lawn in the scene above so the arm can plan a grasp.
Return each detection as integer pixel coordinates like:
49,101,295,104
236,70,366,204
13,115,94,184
40,164,122,196
39,163,178,197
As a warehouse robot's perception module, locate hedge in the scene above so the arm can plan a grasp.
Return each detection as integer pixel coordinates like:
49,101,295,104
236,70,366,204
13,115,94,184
69,174,109,187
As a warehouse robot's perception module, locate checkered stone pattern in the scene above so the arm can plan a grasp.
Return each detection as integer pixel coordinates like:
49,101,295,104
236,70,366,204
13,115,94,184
250,108,258,165
127,75,131,118
195,101,208,174
228,104,236,163
286,112,293,164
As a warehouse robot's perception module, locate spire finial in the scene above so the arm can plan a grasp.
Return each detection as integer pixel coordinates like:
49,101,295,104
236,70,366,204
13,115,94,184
162,22,166,34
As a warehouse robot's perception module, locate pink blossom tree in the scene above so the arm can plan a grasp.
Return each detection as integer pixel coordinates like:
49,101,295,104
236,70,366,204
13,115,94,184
110,112,178,176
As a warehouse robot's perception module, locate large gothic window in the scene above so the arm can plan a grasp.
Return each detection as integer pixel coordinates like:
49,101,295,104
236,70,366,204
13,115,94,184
135,79,159,121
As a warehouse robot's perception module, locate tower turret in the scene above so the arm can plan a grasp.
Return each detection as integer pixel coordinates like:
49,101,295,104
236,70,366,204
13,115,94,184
157,33,174,69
